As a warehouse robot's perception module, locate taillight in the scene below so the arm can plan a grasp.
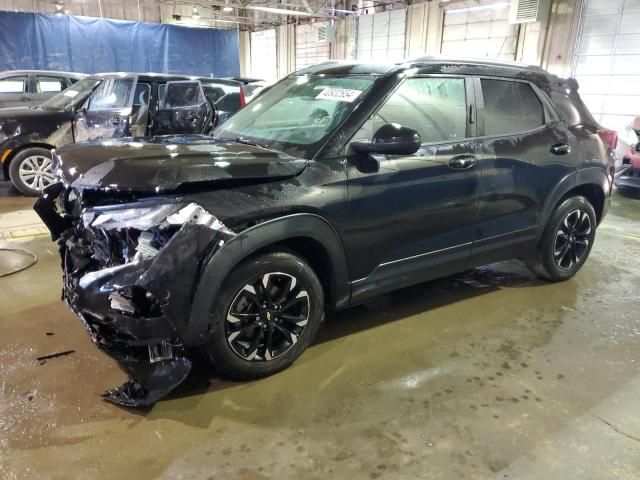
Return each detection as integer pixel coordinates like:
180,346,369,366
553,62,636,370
239,84,246,108
597,128,618,150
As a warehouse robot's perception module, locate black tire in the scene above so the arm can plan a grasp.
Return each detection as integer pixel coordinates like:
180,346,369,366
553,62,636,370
526,195,597,282
204,251,324,380
8,147,56,196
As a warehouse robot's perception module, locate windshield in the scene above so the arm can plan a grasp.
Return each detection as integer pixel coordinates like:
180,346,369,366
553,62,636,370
214,75,376,158
40,77,102,111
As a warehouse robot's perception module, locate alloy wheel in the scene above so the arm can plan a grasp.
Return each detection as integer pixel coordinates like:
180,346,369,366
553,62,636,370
18,155,56,192
225,272,310,362
553,209,592,270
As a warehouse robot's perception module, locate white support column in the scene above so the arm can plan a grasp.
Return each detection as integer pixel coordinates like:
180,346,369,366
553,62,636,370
238,30,251,77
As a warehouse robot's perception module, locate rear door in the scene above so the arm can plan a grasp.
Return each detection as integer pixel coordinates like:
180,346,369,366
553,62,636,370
0,74,31,108
73,75,138,143
153,80,213,135
32,75,69,106
471,77,577,262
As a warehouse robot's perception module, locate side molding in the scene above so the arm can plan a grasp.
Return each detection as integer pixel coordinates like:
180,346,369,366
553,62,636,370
185,213,350,344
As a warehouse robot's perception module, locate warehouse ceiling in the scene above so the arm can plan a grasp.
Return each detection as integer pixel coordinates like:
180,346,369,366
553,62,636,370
0,0,411,29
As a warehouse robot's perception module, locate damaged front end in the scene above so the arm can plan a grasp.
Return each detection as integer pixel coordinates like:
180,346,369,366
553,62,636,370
35,183,234,407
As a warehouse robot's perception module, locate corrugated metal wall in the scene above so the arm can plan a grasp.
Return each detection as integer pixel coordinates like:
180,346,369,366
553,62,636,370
572,0,640,133
277,24,296,78
295,23,331,71
250,29,278,81
356,9,407,63
441,1,518,60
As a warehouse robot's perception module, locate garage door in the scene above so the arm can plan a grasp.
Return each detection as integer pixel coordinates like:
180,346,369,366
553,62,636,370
572,0,640,134
295,23,331,71
441,2,518,61
356,10,406,63
250,29,277,82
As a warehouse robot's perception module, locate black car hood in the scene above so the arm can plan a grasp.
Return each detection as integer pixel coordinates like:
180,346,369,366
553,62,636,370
0,106,62,119
0,106,71,142
54,136,308,193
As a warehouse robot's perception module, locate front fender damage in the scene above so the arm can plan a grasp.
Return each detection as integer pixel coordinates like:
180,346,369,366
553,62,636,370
36,188,234,407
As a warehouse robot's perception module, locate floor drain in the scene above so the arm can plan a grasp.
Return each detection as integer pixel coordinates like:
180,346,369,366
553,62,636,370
0,248,38,277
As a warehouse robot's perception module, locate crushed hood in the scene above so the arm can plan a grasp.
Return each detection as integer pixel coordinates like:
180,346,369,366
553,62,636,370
54,136,308,193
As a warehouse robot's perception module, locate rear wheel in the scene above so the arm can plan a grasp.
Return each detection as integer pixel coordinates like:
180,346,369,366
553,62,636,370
8,147,56,196
526,195,596,281
205,252,324,380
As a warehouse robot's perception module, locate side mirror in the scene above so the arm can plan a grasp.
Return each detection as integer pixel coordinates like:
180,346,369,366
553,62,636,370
351,123,422,156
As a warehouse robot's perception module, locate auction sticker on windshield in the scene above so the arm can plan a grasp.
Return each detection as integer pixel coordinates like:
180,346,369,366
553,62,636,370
315,88,362,103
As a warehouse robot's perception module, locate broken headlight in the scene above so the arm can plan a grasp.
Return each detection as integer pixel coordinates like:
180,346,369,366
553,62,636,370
83,203,182,231
80,202,233,267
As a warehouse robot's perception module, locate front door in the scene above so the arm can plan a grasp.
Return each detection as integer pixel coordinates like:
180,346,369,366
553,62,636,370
73,75,138,143
345,76,480,300
152,80,213,135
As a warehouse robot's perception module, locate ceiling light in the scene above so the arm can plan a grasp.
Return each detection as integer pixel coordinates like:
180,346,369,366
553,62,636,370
447,2,510,15
244,5,318,17
223,6,233,12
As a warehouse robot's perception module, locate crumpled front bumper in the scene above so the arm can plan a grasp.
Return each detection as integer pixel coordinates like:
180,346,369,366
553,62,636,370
35,183,234,407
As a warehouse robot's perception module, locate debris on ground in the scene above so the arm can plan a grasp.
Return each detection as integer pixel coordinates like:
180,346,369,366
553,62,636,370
36,350,75,364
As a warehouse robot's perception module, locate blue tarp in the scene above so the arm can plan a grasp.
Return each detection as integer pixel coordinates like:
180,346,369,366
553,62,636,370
0,11,239,77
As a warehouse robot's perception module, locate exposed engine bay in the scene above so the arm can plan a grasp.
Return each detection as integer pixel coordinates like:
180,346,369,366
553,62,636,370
35,183,234,407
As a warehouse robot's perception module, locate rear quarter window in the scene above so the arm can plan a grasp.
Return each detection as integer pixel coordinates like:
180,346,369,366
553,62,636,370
36,76,67,93
481,79,544,136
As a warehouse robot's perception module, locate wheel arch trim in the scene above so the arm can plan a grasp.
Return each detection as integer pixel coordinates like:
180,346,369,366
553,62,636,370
185,213,350,345
539,167,609,240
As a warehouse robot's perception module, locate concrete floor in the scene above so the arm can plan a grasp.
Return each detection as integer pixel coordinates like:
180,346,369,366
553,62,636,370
1,182,639,480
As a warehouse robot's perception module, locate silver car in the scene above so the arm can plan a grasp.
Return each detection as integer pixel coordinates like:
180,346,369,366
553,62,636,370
0,70,86,108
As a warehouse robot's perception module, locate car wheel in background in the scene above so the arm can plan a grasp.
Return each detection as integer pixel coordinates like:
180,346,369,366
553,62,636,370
526,195,597,282
8,147,56,196
204,251,325,380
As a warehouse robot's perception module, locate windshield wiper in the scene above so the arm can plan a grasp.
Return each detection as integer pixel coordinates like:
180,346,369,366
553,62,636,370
234,137,264,148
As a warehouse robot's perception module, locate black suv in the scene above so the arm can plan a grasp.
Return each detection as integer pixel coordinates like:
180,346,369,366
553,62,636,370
36,58,615,406
1,73,244,195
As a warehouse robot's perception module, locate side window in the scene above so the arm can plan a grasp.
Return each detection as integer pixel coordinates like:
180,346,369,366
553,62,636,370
132,83,150,107
202,82,242,111
161,81,206,109
88,77,136,111
356,77,468,144
0,75,28,93
202,84,226,104
480,79,544,136
36,76,66,93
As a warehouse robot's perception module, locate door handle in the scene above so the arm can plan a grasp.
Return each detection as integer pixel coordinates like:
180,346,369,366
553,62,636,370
550,143,571,155
448,155,477,169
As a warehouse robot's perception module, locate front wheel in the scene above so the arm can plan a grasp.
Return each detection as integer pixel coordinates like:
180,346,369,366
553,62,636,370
8,147,57,196
205,252,324,380
526,195,597,282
